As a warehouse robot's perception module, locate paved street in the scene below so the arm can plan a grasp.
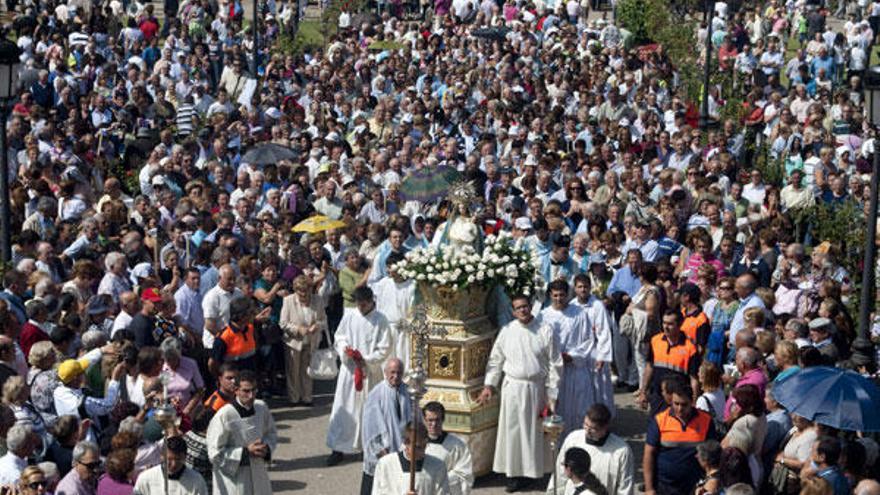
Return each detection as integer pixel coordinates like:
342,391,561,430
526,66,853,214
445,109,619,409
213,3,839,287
266,380,649,494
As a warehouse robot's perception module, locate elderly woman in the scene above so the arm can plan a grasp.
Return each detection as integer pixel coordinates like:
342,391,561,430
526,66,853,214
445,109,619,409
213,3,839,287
160,337,205,411
97,252,131,304
279,274,328,406
3,376,48,445
722,384,768,486
26,341,60,428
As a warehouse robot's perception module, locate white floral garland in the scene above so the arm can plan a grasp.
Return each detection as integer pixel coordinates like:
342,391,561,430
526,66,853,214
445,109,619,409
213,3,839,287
396,230,541,297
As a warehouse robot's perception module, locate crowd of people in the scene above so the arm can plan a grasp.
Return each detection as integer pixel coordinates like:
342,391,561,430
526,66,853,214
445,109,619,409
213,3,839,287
2,0,880,492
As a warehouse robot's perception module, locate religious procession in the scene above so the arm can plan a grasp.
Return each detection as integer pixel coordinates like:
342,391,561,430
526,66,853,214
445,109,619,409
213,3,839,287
2,0,880,493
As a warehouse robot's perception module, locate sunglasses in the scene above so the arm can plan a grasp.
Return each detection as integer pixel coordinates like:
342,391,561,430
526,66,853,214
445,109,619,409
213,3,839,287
27,481,47,489
79,461,101,470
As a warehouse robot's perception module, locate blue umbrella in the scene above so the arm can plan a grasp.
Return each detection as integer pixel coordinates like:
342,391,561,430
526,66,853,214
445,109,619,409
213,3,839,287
772,366,880,432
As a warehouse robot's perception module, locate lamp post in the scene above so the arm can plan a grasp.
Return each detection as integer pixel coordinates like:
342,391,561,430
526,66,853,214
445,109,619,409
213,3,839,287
700,0,716,130
0,38,20,264
252,0,259,77
855,65,880,369
399,304,446,491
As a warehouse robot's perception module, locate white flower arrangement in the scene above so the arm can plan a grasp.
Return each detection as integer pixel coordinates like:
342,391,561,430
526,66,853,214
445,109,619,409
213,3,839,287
395,231,540,296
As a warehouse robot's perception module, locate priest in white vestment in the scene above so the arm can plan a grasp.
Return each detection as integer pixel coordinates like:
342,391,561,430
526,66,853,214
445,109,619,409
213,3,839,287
206,370,278,495
478,293,562,492
133,436,208,495
572,274,616,416
371,252,416,370
373,421,450,495
540,279,595,437
361,358,412,495
424,401,474,495
546,404,635,495
326,286,392,465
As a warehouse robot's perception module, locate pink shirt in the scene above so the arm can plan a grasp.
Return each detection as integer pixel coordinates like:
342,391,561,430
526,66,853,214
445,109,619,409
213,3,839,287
162,356,205,405
685,253,726,283
723,368,768,420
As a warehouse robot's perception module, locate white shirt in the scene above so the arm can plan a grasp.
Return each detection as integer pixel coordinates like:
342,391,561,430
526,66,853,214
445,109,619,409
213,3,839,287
112,311,134,338
133,464,208,495
0,452,26,485
742,182,766,205
201,286,243,348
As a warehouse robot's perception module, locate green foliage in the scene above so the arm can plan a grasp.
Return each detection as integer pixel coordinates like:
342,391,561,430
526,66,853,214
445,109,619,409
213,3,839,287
752,142,786,188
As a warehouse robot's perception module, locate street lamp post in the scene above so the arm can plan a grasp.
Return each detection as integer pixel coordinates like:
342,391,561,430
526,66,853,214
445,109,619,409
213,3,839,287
253,0,259,77
855,65,880,368
700,0,716,130
0,38,21,264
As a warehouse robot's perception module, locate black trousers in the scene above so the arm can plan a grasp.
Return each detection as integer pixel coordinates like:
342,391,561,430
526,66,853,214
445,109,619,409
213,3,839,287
360,472,374,495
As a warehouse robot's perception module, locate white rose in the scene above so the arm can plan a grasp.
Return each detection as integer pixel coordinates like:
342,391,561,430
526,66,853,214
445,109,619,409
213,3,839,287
417,274,426,281
486,269,495,277
467,275,475,284
477,271,485,280
523,288,531,296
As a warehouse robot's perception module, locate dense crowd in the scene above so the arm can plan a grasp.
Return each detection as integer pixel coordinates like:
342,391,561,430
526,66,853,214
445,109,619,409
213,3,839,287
2,0,880,493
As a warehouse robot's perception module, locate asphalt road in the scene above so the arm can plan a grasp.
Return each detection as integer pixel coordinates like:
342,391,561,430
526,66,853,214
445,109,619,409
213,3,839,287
265,379,649,494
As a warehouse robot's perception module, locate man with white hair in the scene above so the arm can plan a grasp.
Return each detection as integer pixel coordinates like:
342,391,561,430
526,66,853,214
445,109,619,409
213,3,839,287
0,424,37,484
97,252,131,304
360,358,411,495
56,441,102,495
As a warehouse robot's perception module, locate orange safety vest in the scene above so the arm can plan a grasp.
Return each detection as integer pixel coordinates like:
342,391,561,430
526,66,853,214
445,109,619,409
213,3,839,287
650,332,699,375
218,323,256,362
680,309,709,344
655,407,712,448
204,390,231,412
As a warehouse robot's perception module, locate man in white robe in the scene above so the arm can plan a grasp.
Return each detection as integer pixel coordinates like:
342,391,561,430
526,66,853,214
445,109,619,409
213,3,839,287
546,404,635,495
360,358,412,495
373,421,450,495
326,286,392,465
478,293,562,492
371,252,416,370
540,279,595,437
133,436,208,495
206,370,278,495
572,274,616,416
424,401,474,495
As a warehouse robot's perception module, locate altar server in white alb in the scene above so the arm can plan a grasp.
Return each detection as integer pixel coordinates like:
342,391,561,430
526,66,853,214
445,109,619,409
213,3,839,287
326,286,392,466
571,274,616,416
373,421,450,495
546,404,635,495
478,293,562,493
424,401,474,495
540,279,595,437
207,370,278,495
360,358,411,495
371,252,416,370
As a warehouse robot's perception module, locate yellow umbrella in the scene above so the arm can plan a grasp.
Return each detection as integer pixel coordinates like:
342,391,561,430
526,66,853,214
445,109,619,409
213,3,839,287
292,215,347,234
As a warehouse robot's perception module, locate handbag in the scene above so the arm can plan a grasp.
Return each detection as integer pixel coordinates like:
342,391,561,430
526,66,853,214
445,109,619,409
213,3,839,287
767,430,799,495
307,326,339,380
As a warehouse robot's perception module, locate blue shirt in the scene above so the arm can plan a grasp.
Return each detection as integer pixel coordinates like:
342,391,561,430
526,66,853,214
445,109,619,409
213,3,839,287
729,293,766,346
174,284,204,333
817,466,850,495
606,266,641,298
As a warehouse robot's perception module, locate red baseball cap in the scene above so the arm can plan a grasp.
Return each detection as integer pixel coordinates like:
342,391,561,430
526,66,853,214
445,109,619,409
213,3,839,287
141,288,162,303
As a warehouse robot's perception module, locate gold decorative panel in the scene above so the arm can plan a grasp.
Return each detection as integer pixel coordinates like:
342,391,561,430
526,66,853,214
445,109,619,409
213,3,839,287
463,339,493,381
429,345,460,379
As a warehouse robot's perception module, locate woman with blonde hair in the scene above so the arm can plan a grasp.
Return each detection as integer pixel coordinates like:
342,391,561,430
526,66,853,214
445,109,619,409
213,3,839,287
3,376,48,455
279,274,328,406
18,465,48,495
